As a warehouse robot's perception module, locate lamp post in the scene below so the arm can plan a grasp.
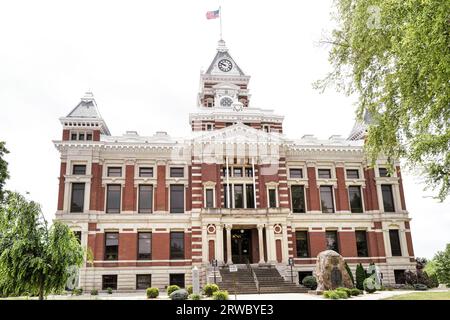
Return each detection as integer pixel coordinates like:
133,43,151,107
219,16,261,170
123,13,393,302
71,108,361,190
288,257,294,283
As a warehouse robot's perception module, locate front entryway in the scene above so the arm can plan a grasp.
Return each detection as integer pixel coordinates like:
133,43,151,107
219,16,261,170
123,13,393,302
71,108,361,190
231,229,252,263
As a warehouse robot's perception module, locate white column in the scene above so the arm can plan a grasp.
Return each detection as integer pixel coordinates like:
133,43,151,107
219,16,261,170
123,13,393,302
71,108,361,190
226,224,233,264
281,224,289,263
202,225,208,263
257,225,265,264
399,229,409,257
216,225,224,264
63,181,70,212
226,157,230,208
265,225,276,263
252,157,257,209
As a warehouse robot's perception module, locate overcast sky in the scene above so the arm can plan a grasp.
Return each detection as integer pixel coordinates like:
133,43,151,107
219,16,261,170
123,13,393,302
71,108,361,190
0,0,448,259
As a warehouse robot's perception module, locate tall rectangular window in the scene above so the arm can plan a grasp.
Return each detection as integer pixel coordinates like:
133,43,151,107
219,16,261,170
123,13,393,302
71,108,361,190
268,189,277,208
389,230,402,256
138,232,151,260
139,167,153,177
346,169,359,179
291,185,305,213
326,231,339,253
234,184,244,208
318,169,332,179
295,231,309,257
170,232,185,260
73,165,86,175
245,167,253,177
289,169,303,179
355,231,369,257
70,183,85,213
104,232,119,261
170,167,184,178
320,186,335,213
136,275,152,290
223,184,229,208
169,274,185,288
205,189,214,208
170,185,184,213
349,186,363,213
381,184,395,212
138,185,153,213
246,184,255,208
107,167,122,177
106,185,121,213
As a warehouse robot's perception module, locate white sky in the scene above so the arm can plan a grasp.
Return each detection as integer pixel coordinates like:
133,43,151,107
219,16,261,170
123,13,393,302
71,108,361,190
0,0,448,259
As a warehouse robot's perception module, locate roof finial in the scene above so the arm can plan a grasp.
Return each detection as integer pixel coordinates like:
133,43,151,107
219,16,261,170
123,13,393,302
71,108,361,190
217,39,228,52
82,90,94,102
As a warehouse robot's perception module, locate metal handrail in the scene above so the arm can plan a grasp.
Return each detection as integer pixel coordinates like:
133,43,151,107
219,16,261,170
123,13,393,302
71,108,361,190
246,260,260,294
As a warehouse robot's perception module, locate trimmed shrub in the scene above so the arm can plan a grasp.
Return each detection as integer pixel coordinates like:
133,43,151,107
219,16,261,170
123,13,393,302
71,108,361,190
203,283,219,297
302,276,317,290
344,262,355,286
146,287,159,299
212,290,229,300
355,263,367,290
167,285,181,296
363,277,377,293
414,283,428,291
170,289,189,300
323,290,340,299
336,287,352,297
72,288,83,296
90,289,98,296
186,285,193,295
189,293,201,300
335,290,348,299
350,288,362,296
107,287,113,294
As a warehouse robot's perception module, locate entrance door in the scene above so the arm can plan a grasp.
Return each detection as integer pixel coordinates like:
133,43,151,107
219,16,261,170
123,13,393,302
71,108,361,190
231,229,252,264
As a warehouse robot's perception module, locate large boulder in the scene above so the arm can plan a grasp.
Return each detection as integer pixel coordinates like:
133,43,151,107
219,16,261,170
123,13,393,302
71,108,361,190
315,250,353,291
170,289,189,300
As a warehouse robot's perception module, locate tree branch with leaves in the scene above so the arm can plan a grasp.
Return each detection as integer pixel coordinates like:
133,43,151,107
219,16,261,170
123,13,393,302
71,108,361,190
316,0,450,200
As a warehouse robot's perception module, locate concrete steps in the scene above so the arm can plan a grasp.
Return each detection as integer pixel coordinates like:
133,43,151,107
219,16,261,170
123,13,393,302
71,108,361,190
218,266,308,294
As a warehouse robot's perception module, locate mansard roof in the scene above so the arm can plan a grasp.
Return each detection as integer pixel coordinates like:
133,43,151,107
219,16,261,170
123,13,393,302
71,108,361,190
347,110,373,141
60,91,111,135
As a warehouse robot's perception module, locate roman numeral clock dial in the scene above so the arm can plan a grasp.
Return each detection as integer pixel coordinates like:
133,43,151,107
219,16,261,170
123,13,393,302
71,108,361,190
218,59,232,72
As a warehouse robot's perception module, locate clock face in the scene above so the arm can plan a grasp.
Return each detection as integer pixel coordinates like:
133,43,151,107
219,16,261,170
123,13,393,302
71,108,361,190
220,97,233,107
218,59,233,72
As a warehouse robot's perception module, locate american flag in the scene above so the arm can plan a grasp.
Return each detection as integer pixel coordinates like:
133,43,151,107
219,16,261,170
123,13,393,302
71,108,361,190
206,9,220,20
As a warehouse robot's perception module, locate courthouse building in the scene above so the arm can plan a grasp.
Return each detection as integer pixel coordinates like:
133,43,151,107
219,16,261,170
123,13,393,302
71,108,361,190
54,40,416,291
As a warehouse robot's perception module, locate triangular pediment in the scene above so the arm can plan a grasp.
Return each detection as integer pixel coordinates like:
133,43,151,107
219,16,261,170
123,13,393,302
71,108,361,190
192,123,284,145
205,40,246,76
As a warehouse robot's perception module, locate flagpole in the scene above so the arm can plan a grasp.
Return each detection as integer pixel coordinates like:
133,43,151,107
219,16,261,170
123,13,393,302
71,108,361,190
219,5,222,40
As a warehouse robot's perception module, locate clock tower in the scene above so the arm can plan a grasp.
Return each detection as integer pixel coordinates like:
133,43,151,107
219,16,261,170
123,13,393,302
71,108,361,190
191,40,284,132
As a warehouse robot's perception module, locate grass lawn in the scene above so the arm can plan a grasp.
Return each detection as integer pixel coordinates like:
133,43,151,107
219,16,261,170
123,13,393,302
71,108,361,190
384,291,450,300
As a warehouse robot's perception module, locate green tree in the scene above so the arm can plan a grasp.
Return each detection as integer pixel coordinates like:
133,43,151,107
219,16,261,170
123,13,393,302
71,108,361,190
355,263,367,290
433,243,450,286
0,141,9,201
344,261,355,286
316,0,450,200
0,192,84,299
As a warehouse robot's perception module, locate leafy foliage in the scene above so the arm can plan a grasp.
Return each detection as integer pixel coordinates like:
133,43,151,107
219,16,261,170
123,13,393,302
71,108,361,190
344,262,355,286
355,263,367,290
0,192,84,299
212,290,229,300
433,243,450,286
363,277,377,293
302,275,318,290
316,0,450,200
146,287,159,298
167,285,180,296
0,141,9,201
203,283,219,297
